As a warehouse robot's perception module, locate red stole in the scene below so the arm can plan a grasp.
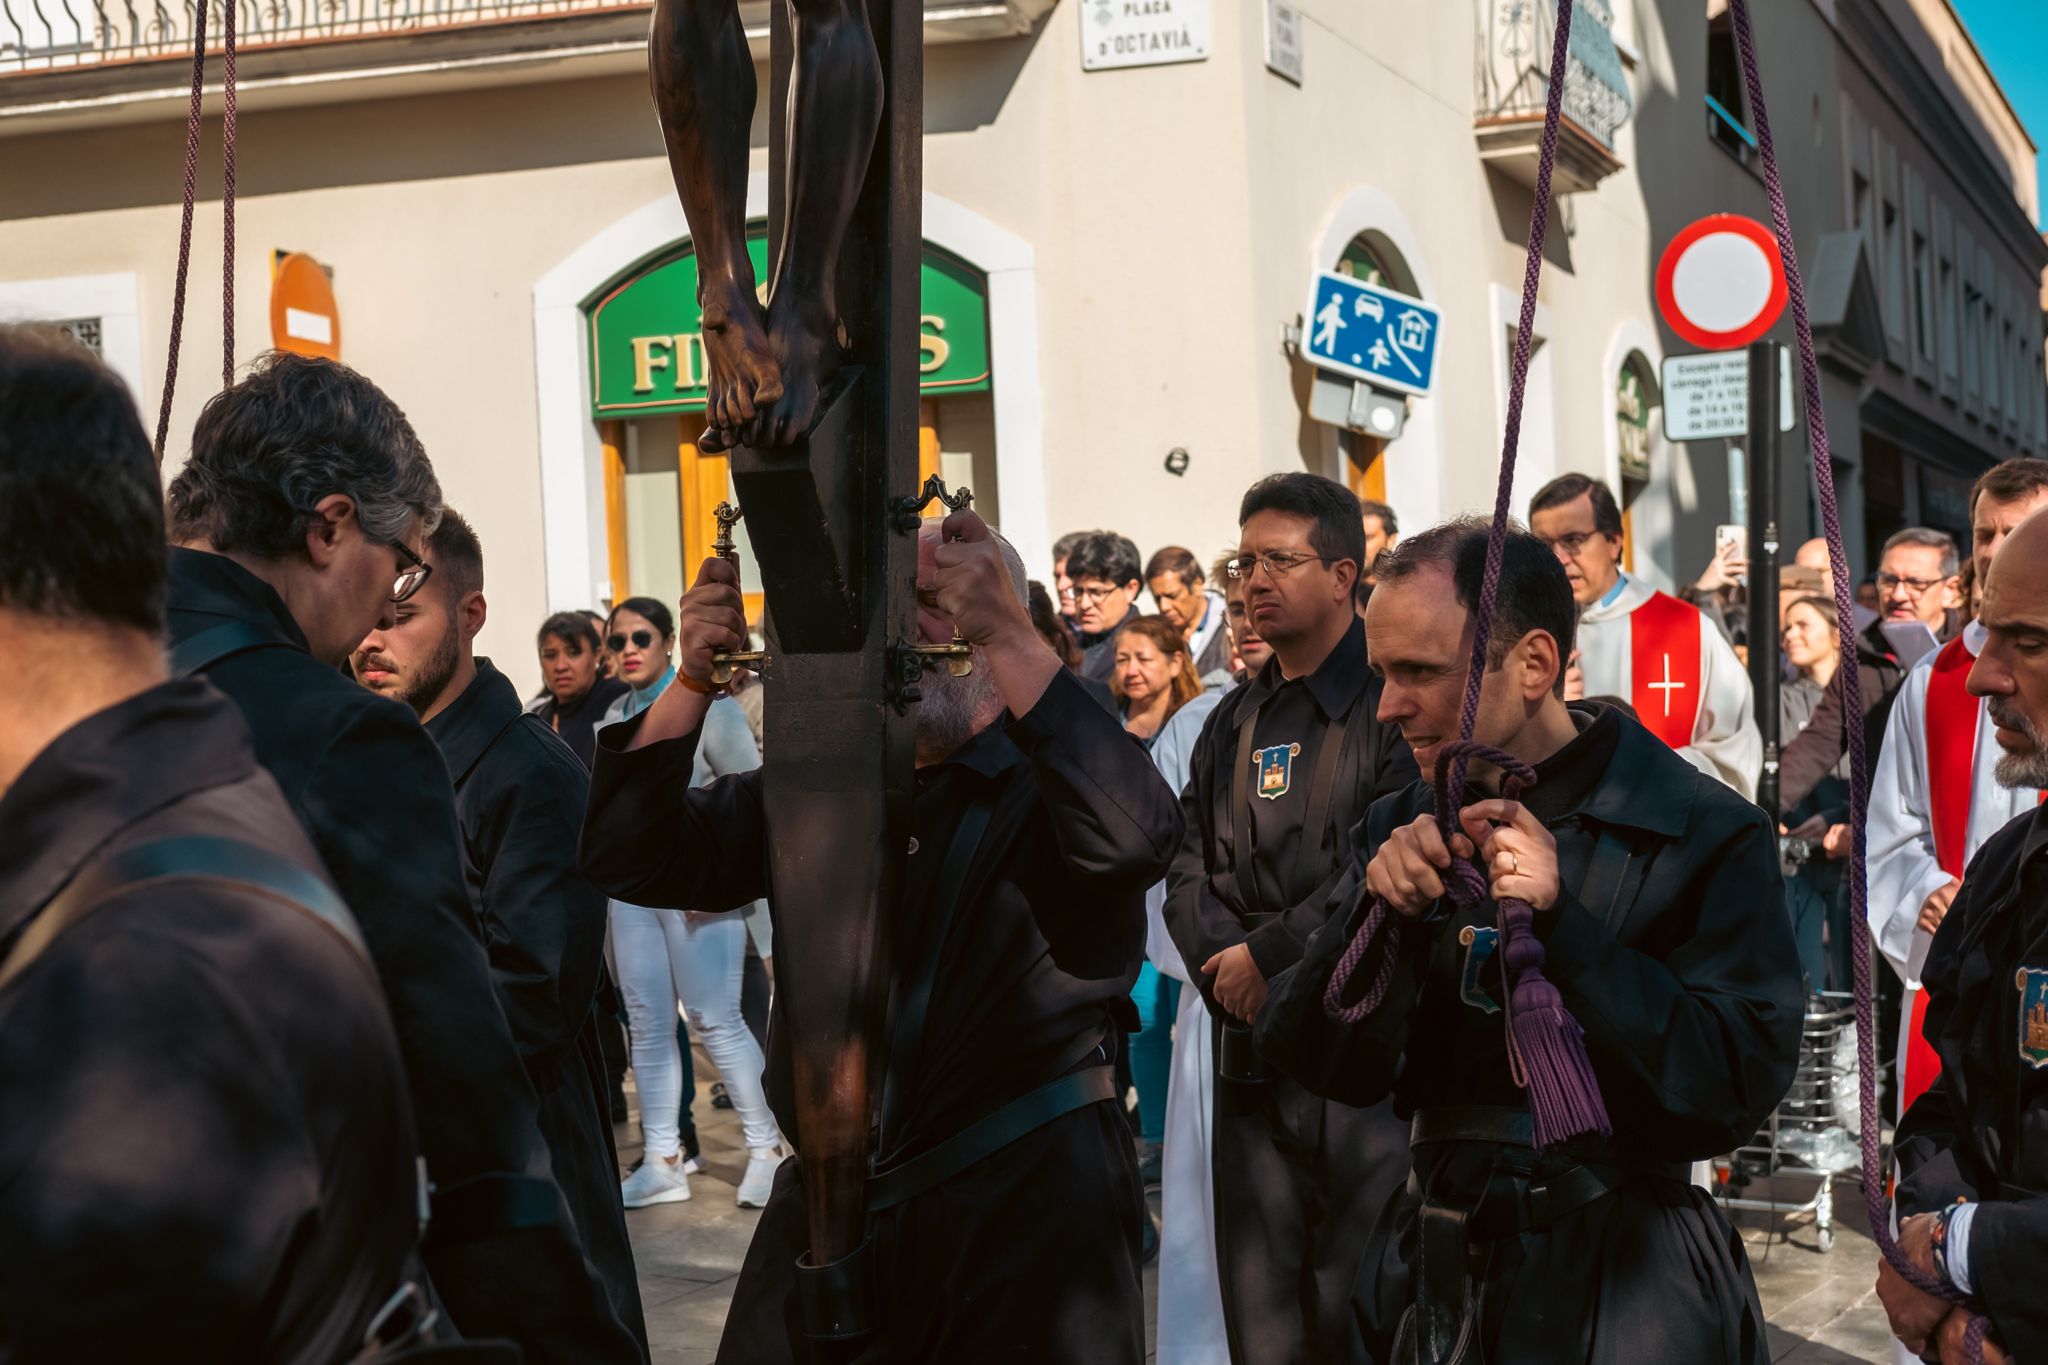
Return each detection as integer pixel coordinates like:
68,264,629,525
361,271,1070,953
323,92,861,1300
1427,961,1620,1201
1627,590,1705,750
1904,635,1980,1111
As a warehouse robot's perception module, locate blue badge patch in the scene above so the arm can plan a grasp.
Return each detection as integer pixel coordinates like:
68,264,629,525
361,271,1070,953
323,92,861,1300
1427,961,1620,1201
1459,924,1502,1015
1254,743,1302,800
2019,968,2048,1070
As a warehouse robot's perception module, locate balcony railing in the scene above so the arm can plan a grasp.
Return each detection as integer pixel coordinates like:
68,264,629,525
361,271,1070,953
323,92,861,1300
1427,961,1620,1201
0,0,639,75
1473,0,1633,195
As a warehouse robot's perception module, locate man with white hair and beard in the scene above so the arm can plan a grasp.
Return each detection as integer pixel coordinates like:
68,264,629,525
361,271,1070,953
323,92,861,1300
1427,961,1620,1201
580,509,1183,1363
1876,507,2048,1365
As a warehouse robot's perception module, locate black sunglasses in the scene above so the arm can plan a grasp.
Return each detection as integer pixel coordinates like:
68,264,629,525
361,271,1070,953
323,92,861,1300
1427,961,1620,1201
607,629,657,653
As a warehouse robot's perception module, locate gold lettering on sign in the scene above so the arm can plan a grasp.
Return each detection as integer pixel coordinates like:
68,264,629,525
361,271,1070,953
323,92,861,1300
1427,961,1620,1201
630,336,674,394
919,315,949,373
679,333,707,390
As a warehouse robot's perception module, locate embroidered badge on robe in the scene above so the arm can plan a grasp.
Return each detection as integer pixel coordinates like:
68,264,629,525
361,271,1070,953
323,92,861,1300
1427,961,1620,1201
1459,924,1502,1015
2018,967,2048,1070
1254,743,1302,800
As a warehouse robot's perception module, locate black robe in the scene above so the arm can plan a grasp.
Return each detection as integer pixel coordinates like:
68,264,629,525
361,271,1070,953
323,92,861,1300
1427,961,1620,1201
581,668,1183,1363
425,658,647,1352
166,548,641,1365
1896,802,2048,1361
1257,704,1805,1364
0,680,419,1363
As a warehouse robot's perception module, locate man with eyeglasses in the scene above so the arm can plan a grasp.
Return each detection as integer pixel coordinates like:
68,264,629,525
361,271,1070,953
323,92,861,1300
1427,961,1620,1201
164,354,642,1365
1164,472,1417,1365
1529,473,1761,799
1066,530,1147,683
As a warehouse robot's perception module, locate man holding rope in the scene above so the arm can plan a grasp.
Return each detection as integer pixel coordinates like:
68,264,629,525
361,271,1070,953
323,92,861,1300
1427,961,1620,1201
1257,518,1804,1364
1877,507,2048,1365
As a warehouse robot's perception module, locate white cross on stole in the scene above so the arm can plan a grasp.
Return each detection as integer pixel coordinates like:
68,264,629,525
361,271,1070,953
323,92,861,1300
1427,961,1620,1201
1647,652,1687,717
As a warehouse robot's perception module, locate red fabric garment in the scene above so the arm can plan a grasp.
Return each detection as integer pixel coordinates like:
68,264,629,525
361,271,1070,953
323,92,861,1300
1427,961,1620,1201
1906,635,1980,1112
1627,590,1704,750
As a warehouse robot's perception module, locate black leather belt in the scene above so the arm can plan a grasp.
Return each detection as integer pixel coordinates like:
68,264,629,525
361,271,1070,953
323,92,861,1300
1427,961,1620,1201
865,1064,1116,1211
1410,1105,1533,1148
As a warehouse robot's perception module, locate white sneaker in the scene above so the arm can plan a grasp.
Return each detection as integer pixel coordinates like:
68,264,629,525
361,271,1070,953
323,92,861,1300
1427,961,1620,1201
737,1147,783,1208
621,1155,692,1208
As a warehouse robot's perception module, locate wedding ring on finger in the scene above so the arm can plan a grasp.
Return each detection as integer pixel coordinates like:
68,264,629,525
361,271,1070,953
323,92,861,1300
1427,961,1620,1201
1494,850,1518,875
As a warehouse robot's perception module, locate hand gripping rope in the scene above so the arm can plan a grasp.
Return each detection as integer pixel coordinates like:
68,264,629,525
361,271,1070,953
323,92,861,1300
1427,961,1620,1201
152,0,238,462
1322,2,1989,1352
1322,0,1610,1154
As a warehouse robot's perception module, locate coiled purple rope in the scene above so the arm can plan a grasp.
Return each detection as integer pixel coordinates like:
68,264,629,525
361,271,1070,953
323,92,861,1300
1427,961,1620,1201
1726,0,1982,1351
1320,0,1608,1154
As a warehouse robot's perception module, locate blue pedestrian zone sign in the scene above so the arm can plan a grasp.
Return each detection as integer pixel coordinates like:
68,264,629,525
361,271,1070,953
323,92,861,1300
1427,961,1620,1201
1302,270,1441,397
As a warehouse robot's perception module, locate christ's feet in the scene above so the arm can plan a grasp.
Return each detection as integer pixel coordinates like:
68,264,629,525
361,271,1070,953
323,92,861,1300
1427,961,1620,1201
746,293,846,451
698,284,782,454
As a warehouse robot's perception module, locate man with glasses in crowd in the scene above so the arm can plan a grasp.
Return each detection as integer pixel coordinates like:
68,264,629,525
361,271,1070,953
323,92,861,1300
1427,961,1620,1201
1066,530,1147,683
1529,473,1760,798
1165,473,1417,1365
164,353,641,1365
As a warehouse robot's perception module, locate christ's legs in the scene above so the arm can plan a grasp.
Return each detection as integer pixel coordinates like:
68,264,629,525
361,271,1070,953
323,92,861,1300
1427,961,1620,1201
750,0,882,449
650,0,781,451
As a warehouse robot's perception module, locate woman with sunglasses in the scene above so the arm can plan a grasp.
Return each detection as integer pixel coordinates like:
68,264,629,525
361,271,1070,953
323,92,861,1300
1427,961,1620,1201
600,597,783,1209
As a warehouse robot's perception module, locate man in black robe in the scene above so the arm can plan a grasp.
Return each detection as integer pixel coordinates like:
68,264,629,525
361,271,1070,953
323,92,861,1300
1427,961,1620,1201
1877,509,2048,1365
1163,473,1417,1364
163,354,642,1365
1258,518,1804,1364
0,326,427,1362
580,511,1182,1363
353,509,646,1351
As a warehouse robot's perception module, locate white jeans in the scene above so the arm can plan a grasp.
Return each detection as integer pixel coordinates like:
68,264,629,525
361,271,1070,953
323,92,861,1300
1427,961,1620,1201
611,902,778,1156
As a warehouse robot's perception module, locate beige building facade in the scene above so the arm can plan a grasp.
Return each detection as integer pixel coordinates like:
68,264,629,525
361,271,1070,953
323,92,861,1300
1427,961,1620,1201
2,0,2039,691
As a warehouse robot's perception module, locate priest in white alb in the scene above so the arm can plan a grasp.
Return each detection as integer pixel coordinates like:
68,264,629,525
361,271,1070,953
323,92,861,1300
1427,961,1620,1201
1529,473,1760,798
1867,460,2048,1119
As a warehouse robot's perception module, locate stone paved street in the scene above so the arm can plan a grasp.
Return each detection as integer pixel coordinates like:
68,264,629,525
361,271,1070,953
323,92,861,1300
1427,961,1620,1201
622,1060,1892,1363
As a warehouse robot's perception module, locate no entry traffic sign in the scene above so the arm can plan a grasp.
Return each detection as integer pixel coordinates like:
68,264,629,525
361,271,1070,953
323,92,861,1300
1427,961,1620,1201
1655,214,1787,352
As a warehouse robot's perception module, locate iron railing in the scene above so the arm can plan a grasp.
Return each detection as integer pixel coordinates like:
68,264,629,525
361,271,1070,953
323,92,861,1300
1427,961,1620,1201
1474,0,1633,150
0,0,644,76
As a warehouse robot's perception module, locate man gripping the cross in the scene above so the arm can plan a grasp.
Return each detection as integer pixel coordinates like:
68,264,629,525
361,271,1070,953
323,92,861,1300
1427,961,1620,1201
1257,518,1804,1364
581,511,1180,1363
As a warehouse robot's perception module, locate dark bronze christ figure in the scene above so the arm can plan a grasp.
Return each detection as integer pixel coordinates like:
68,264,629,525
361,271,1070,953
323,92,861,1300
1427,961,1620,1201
650,0,882,452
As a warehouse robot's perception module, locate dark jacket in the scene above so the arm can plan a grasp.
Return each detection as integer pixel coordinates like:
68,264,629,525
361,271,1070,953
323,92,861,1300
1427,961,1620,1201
165,548,640,1365
426,659,646,1351
1780,609,1960,811
0,680,417,1363
1163,620,1419,999
581,667,1181,1361
1256,705,1804,1363
1897,803,2048,1362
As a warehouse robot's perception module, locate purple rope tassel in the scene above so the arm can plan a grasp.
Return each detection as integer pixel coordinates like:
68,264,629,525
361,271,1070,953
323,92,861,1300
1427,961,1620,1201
1726,0,1984,1352
1324,741,1610,1150
1323,0,1605,1153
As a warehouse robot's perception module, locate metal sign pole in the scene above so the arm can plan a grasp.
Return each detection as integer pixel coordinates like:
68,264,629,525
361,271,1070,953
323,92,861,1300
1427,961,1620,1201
1746,339,1781,819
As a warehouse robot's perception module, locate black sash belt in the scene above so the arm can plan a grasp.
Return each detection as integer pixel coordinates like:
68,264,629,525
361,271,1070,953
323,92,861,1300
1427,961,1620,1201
865,1064,1117,1212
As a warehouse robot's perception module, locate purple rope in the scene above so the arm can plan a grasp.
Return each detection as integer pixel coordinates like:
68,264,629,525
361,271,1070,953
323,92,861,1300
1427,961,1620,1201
152,0,209,462
1321,1,1610,1154
1726,0,1982,1348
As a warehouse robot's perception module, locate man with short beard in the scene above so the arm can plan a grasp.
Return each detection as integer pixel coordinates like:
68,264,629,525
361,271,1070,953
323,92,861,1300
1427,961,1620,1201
1876,507,2048,1365
1864,461,2048,1124
353,510,645,1353
580,511,1183,1364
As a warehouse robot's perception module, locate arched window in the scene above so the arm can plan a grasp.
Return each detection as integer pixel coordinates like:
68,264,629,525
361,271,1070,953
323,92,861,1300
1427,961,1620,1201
1616,350,1660,570
1333,231,1422,502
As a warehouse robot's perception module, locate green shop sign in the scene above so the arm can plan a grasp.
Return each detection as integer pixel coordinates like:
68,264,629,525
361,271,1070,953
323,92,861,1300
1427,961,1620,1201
587,231,991,418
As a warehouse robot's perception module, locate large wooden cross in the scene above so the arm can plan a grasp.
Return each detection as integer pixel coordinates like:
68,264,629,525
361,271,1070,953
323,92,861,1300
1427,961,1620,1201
649,0,927,1342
